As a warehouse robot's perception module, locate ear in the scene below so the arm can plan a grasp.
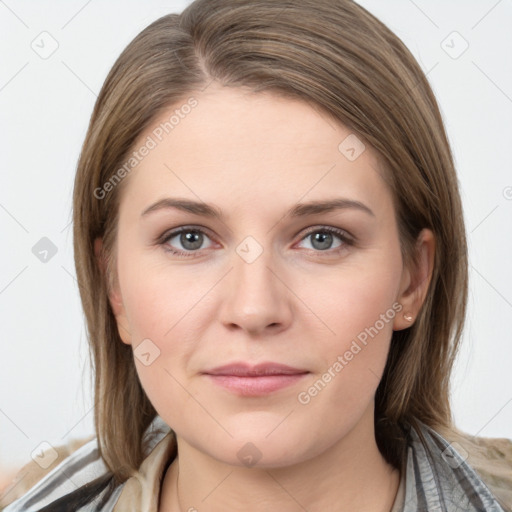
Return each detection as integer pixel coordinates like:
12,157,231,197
393,228,435,331
94,237,132,345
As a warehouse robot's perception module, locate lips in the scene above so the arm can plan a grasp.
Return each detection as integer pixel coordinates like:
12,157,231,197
202,362,310,396
203,361,309,377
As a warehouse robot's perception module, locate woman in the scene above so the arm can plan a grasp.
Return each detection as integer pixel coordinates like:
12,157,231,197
1,0,511,510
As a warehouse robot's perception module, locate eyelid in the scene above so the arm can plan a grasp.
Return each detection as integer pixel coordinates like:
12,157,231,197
297,225,354,243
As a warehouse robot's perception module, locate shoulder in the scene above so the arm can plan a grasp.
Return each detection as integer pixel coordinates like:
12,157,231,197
448,429,512,511
420,422,512,512
0,436,111,511
0,416,172,512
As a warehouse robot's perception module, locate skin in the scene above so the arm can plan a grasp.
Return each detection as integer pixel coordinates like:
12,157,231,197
96,83,435,511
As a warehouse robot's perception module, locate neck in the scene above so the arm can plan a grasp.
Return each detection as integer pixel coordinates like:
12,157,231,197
159,406,401,512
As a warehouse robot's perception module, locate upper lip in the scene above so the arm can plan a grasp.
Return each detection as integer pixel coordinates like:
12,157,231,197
203,362,309,376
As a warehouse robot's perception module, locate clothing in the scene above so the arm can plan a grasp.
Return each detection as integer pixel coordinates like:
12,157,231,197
1,416,510,511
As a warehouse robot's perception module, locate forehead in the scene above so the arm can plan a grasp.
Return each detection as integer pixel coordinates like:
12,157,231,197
119,84,392,218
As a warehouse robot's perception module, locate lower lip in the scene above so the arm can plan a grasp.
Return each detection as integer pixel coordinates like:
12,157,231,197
204,373,309,396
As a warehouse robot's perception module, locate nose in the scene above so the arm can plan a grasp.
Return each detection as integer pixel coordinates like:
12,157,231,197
218,244,294,336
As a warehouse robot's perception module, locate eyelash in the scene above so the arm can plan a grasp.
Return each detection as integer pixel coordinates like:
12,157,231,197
157,225,354,259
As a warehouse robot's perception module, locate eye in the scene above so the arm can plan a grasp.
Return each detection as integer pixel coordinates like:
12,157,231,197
159,227,215,257
158,225,354,258
296,226,353,254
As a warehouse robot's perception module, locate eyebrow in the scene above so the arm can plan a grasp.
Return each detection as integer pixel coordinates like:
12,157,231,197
141,197,375,219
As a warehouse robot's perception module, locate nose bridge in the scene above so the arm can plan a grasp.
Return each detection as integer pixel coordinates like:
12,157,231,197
219,234,292,334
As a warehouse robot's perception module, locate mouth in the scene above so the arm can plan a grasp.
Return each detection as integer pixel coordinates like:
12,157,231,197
202,361,310,396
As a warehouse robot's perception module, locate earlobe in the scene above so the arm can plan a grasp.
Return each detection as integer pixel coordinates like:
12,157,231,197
393,228,435,331
94,237,132,345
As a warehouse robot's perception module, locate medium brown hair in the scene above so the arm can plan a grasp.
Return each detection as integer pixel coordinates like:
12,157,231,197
73,0,468,483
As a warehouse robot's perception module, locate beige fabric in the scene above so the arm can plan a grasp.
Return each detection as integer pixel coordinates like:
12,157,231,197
112,432,176,511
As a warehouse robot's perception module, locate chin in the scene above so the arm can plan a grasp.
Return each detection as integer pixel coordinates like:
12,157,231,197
196,427,312,469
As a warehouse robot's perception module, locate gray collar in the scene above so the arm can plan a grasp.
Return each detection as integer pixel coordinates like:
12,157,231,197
402,421,505,511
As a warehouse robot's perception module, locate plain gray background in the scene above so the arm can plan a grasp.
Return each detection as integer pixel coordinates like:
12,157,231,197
1,0,511,471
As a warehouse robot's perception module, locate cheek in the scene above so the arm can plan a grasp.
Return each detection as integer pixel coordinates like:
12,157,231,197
117,261,204,413
302,250,402,350
292,285,399,445
117,243,200,340
294,250,402,403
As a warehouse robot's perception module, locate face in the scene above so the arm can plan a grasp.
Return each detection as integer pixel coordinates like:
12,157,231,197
105,84,422,468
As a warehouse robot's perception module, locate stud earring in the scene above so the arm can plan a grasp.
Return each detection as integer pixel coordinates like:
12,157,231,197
403,313,413,322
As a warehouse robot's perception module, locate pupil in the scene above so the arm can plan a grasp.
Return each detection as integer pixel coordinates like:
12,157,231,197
313,232,332,251
181,231,202,250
